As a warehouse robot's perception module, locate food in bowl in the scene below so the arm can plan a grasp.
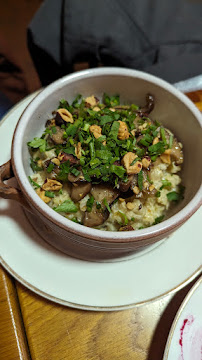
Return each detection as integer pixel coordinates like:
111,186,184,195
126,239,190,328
27,92,184,231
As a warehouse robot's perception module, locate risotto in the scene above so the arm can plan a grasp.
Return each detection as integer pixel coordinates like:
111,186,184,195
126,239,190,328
27,93,184,231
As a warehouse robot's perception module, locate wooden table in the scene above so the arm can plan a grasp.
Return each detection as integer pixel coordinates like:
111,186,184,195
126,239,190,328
0,90,201,360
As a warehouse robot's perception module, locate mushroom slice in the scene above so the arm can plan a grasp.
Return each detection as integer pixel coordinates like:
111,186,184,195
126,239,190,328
119,175,134,192
91,184,120,205
71,182,92,202
83,206,109,227
119,225,134,231
138,94,155,116
164,129,183,165
50,126,65,145
170,138,183,165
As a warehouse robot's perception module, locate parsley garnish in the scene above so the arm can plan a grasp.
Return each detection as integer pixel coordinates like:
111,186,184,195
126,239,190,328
86,196,94,212
54,200,78,213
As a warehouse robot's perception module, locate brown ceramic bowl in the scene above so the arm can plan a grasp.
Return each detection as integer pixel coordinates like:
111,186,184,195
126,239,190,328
0,68,201,261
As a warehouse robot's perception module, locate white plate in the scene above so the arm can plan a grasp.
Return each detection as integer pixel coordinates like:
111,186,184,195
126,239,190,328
163,276,202,360
0,94,201,311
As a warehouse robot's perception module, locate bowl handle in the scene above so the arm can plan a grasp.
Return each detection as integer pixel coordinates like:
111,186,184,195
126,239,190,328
0,160,32,211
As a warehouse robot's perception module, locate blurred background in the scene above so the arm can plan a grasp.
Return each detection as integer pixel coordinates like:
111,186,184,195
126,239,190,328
0,0,42,106
0,0,202,114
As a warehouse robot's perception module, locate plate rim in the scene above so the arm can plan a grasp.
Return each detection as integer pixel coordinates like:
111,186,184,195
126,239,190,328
0,256,201,311
163,275,202,359
0,91,201,311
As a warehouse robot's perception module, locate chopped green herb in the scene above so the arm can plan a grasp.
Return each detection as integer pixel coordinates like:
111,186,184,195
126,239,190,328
169,134,173,149
47,162,55,173
45,191,55,198
155,191,161,198
28,137,46,152
54,200,78,213
160,179,172,190
148,141,166,155
28,176,41,188
110,165,126,179
103,93,120,107
118,211,128,225
167,188,184,202
86,196,94,212
109,121,120,140
130,157,140,166
153,215,164,224
72,94,82,107
100,115,114,125
89,141,95,158
103,198,111,213
96,201,101,209
160,127,167,145
30,158,42,172
138,170,143,191
71,168,80,177
147,175,153,184
51,126,57,134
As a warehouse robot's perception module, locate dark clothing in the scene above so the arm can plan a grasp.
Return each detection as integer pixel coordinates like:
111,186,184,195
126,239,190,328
28,0,202,85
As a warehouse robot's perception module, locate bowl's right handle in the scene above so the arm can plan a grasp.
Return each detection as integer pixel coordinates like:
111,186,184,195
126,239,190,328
0,160,31,211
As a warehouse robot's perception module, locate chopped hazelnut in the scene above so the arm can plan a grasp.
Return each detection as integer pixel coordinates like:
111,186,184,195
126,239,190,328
117,121,130,140
149,184,155,191
56,108,74,123
85,95,98,108
142,156,151,169
42,179,62,191
93,106,100,112
153,137,159,145
122,152,142,175
133,186,140,195
126,202,135,210
51,158,60,166
160,153,171,164
75,142,82,159
90,125,102,139
36,188,51,204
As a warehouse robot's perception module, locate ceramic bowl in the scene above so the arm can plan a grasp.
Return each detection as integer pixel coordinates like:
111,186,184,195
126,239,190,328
0,68,201,261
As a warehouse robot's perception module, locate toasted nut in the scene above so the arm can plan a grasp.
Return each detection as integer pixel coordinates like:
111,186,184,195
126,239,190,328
51,158,60,166
93,106,100,112
75,142,82,159
118,198,125,202
153,137,159,145
56,108,74,123
109,108,115,112
142,156,151,169
138,122,148,131
90,124,102,139
126,202,135,210
149,184,155,191
36,188,51,204
131,129,136,136
122,152,142,175
164,148,171,155
85,95,98,108
58,152,64,161
143,181,149,189
42,179,62,191
160,153,171,164
37,159,43,167
117,121,130,140
132,186,140,195
49,119,56,126
119,225,134,231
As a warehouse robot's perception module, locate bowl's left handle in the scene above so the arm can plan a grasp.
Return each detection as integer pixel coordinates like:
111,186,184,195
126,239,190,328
0,160,31,211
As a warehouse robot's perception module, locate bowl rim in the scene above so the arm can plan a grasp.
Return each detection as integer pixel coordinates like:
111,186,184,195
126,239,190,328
11,67,202,243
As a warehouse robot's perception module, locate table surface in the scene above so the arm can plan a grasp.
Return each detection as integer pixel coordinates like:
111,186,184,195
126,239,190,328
0,89,201,360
